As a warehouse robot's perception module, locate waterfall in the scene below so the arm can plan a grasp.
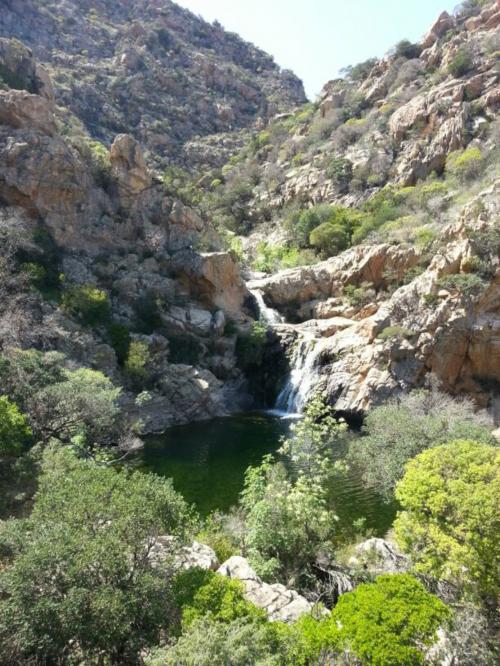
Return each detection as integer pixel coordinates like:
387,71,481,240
250,289,284,325
275,332,324,414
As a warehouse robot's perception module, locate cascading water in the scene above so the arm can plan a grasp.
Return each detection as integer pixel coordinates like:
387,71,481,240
275,332,325,414
250,289,284,325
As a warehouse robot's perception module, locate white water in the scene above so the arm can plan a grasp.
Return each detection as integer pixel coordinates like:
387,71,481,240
251,289,284,325
275,332,325,414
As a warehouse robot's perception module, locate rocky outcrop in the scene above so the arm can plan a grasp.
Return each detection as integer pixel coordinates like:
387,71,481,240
217,556,314,622
262,182,499,416
110,133,153,199
0,0,306,170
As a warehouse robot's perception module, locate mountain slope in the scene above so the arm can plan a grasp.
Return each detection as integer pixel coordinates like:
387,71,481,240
0,0,305,169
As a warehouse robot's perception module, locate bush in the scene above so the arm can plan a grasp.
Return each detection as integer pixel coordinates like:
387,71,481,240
445,147,484,182
348,387,495,499
0,446,194,664
61,284,110,326
332,574,450,665
0,396,32,457
393,39,422,59
448,47,473,77
134,293,162,334
173,569,266,629
437,272,486,297
124,340,151,388
325,157,353,192
395,440,499,599
378,325,415,341
310,221,350,256
235,322,267,370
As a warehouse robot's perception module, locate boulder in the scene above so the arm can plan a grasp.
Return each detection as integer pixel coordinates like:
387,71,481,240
349,538,409,574
217,556,314,622
0,89,56,135
421,11,455,49
149,537,219,571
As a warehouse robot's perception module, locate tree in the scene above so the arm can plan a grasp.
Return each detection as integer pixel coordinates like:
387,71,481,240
394,440,499,600
61,284,110,326
0,446,194,664
348,387,495,499
31,367,121,445
0,396,32,457
279,394,347,481
240,456,336,584
332,574,450,666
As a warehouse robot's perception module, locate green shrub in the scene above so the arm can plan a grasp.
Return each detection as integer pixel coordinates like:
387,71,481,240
174,570,266,629
393,39,422,59
235,321,267,369
124,340,151,388
332,574,450,665
61,284,110,326
343,283,373,307
0,396,32,457
448,47,473,77
325,157,353,192
20,262,46,287
309,221,350,256
437,272,485,296
445,147,484,182
378,326,415,341
168,335,202,365
395,441,499,599
349,387,495,499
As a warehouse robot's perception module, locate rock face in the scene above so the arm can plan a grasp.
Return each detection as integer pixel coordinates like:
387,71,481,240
217,556,314,622
255,181,499,416
0,0,306,169
0,40,255,428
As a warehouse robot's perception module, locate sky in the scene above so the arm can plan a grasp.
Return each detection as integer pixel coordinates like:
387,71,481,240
175,0,459,99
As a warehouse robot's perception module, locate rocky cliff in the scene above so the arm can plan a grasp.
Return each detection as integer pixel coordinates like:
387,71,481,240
0,1,498,430
0,36,258,432
0,0,306,170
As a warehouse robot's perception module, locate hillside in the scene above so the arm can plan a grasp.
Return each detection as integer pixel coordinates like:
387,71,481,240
0,0,305,169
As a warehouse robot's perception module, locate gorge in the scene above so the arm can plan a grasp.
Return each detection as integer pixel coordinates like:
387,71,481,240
0,0,498,664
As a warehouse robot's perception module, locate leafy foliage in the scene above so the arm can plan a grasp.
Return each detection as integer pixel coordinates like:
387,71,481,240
332,574,450,665
395,440,499,599
236,321,267,370
0,396,32,457
0,446,194,664
124,339,151,388
61,284,110,326
349,387,495,499
445,147,484,182
241,455,336,583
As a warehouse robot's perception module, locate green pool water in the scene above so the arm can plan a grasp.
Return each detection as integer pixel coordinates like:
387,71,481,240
142,412,397,536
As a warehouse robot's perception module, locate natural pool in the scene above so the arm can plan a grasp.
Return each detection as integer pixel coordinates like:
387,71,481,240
142,412,397,537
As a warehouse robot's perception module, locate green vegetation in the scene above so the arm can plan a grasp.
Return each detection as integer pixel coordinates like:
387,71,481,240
332,574,449,665
124,340,151,388
437,272,486,297
348,387,495,499
448,46,473,77
395,440,499,600
445,147,484,182
241,454,336,583
61,284,110,326
168,334,202,365
252,241,314,273
0,396,32,457
378,325,415,341
235,321,267,370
